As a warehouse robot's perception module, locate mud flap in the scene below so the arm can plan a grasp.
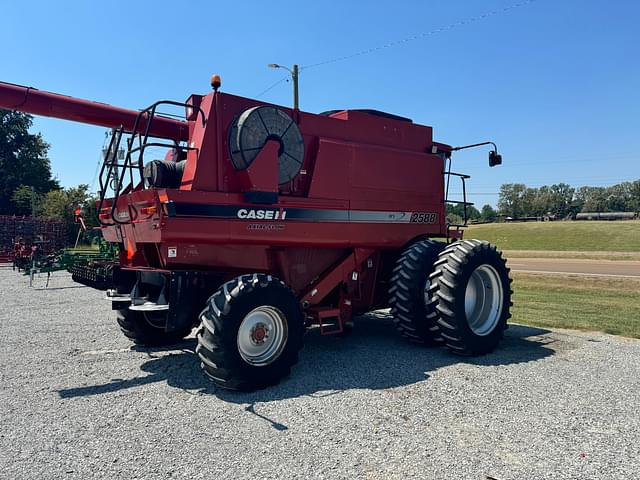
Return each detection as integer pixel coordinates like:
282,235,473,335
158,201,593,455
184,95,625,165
166,271,222,332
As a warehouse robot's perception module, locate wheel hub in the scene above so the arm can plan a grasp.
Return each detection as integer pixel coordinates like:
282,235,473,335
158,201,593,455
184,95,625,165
250,323,269,344
237,306,288,366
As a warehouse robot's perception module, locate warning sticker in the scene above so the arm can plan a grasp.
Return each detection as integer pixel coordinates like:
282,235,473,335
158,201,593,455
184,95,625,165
168,247,177,258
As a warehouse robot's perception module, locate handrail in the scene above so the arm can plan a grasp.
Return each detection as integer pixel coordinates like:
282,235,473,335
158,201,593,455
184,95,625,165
98,100,205,226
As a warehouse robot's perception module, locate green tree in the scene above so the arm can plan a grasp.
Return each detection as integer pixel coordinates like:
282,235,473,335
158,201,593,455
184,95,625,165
82,193,100,228
548,183,575,217
577,186,607,212
521,187,538,216
498,183,526,217
627,181,640,213
11,185,42,216
480,204,497,222
605,183,628,212
0,109,59,214
446,203,480,222
41,184,91,222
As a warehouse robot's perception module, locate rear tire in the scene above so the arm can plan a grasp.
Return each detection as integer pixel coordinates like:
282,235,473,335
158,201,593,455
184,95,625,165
196,274,305,391
389,239,446,344
116,309,193,346
429,240,512,355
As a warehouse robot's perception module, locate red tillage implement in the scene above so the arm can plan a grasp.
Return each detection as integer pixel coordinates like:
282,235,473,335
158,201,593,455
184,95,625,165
0,78,511,390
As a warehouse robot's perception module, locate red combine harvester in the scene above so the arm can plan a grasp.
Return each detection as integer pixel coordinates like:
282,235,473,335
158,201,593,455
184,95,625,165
0,78,511,390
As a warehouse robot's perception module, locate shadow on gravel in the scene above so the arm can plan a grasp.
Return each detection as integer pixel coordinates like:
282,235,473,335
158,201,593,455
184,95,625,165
58,313,555,406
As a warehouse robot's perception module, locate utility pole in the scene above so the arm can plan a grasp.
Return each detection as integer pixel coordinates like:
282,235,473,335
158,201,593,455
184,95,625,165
267,63,300,110
291,64,299,110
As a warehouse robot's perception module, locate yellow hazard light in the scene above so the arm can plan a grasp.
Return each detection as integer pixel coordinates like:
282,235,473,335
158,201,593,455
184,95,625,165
211,74,222,91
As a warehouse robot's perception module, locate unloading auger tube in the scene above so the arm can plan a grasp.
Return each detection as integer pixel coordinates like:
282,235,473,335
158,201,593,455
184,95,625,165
0,81,188,141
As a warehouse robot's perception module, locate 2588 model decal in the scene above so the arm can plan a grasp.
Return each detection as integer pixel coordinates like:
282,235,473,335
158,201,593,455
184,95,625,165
409,212,438,224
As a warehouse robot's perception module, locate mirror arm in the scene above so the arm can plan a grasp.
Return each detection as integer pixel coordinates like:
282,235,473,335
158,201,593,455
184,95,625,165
451,141,502,167
451,141,498,153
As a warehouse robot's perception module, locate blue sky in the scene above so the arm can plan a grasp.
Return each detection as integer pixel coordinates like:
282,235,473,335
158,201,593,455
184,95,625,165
2,0,638,207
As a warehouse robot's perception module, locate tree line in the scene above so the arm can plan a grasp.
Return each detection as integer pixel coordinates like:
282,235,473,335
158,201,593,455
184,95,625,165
449,180,640,224
496,181,640,219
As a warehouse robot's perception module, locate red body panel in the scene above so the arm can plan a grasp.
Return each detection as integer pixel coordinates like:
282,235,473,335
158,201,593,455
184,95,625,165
95,91,451,298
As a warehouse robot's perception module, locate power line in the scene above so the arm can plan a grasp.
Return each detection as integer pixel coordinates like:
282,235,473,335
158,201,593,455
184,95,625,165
499,155,639,168
255,1,537,99
301,0,538,71
256,77,289,99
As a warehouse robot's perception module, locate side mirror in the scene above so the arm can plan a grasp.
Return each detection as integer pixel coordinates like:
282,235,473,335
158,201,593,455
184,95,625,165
489,150,502,167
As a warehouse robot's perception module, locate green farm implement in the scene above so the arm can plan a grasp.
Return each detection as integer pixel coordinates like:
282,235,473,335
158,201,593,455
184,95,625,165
24,240,118,289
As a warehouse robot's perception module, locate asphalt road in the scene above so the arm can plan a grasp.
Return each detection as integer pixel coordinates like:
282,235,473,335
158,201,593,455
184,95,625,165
507,258,640,277
1,268,640,479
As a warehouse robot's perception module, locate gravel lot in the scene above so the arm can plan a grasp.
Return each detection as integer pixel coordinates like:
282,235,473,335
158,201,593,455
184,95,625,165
1,267,639,480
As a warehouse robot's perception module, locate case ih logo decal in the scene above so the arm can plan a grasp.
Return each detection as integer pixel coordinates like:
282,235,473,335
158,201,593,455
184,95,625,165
237,208,287,220
168,202,436,224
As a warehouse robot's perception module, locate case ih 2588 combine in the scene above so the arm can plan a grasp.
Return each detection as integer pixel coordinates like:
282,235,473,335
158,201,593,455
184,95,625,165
0,77,511,390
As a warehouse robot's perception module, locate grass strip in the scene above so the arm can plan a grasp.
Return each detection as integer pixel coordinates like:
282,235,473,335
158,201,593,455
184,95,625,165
467,220,640,252
511,272,640,338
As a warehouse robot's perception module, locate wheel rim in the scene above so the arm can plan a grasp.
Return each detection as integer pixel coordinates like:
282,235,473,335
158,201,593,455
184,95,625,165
464,264,503,336
237,306,288,366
